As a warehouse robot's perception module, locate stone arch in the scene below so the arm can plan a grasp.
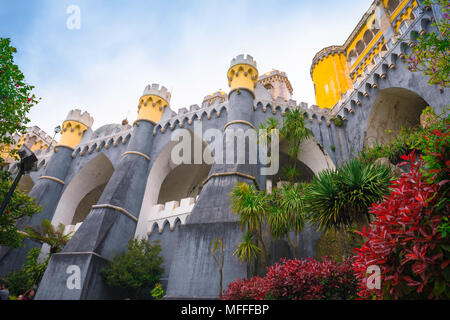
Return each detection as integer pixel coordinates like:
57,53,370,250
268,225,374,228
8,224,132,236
266,136,335,190
135,129,212,238
364,87,429,147
51,153,115,227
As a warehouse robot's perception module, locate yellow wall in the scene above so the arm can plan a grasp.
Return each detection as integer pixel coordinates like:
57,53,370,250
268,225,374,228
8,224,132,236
137,94,169,123
312,53,353,109
227,64,258,94
58,120,88,149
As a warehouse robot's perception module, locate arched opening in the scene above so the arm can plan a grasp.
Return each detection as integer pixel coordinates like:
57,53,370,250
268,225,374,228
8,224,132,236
51,153,115,227
387,0,400,14
356,40,365,55
363,29,374,45
364,87,429,147
157,164,210,204
135,129,212,238
265,136,335,191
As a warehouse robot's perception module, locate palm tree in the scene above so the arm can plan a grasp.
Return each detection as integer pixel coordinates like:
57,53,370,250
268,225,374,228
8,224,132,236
230,182,269,267
280,108,312,183
24,219,73,254
306,159,392,231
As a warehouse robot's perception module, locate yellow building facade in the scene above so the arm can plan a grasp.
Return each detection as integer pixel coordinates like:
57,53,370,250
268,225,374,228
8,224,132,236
311,0,419,109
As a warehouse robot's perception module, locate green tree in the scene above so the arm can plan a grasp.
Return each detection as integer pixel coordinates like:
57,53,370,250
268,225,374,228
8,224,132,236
268,183,307,258
407,0,449,89
230,182,269,267
0,37,39,150
101,238,164,299
279,108,312,183
23,219,73,254
0,170,41,248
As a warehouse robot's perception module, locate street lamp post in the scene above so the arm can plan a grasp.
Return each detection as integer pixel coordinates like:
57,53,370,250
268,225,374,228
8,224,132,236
0,145,38,218
50,125,61,149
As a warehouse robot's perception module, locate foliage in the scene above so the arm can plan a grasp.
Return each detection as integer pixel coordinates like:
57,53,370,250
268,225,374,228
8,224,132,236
279,108,312,166
150,283,165,300
230,182,269,266
222,257,358,300
359,108,449,165
306,158,392,231
101,238,164,299
406,0,450,89
233,231,261,265
2,248,49,296
24,219,73,254
333,115,343,127
0,38,39,149
221,276,267,300
268,183,307,258
353,151,449,300
0,170,41,248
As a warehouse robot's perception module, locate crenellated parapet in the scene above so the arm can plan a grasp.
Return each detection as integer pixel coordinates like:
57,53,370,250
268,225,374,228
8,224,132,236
58,109,94,150
147,197,197,234
137,83,171,124
227,54,259,96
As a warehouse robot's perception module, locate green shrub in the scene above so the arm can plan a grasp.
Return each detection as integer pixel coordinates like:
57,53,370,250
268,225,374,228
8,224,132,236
101,238,164,299
2,248,49,296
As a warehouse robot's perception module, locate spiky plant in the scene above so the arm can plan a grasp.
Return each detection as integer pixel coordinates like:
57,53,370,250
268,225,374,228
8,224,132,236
306,159,392,231
24,219,73,254
230,182,269,266
233,231,261,265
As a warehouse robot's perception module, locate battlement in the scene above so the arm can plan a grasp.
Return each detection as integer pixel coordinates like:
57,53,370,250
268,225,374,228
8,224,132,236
24,126,53,145
65,109,94,128
142,83,171,104
147,197,197,234
230,54,257,69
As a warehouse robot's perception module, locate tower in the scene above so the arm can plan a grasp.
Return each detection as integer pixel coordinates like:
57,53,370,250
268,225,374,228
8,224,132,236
35,85,170,300
166,54,260,298
137,84,171,123
0,110,93,275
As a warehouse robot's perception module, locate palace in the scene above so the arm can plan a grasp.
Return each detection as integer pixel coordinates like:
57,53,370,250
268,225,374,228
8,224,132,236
0,0,448,299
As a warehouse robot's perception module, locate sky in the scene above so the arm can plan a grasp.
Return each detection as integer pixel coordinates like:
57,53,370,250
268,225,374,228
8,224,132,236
0,0,374,137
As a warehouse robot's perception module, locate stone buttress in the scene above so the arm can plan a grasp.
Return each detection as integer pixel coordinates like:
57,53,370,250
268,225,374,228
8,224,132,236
166,54,260,298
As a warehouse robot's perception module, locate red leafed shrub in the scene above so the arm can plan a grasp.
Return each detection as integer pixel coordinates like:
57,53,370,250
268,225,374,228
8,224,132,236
353,151,449,300
221,276,267,300
222,257,358,300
